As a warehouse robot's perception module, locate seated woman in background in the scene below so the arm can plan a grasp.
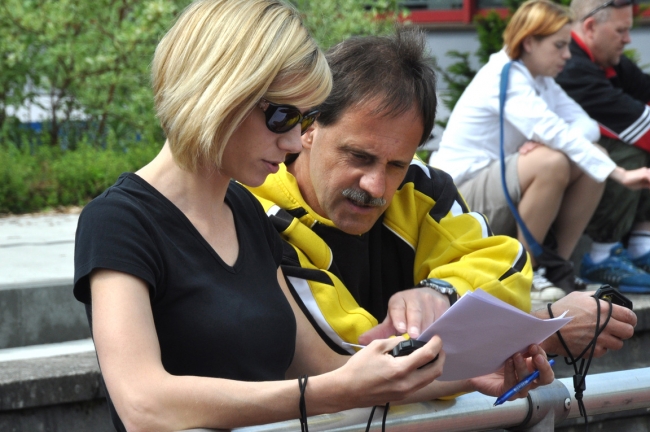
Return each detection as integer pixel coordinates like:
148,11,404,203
73,1,553,431
431,0,650,303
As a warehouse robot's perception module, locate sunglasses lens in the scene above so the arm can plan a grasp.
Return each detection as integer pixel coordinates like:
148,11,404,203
266,106,302,133
614,0,634,6
299,111,320,135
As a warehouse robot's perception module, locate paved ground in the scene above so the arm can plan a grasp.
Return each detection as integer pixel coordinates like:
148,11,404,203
0,213,78,287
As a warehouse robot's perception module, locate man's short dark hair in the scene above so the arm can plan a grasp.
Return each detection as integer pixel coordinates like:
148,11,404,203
316,27,437,146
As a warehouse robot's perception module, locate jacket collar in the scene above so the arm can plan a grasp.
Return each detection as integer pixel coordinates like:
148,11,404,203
571,31,617,79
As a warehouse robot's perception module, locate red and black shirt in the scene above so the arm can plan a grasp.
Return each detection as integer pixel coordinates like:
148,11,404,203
556,32,650,151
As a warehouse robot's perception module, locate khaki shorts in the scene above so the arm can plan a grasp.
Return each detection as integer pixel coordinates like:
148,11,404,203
458,154,521,237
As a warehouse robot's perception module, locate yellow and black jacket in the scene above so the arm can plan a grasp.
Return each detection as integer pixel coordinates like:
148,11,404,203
248,160,532,354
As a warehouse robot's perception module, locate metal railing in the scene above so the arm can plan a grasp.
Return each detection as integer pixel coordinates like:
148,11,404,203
183,367,650,432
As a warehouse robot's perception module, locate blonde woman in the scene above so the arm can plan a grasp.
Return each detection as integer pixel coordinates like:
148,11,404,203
71,1,448,430
73,1,552,431
431,0,650,301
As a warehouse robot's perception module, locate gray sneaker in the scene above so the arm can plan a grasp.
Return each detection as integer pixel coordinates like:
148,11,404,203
531,267,566,306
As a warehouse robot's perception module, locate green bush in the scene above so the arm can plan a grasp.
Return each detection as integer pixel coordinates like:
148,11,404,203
0,143,45,213
0,0,405,214
0,138,159,214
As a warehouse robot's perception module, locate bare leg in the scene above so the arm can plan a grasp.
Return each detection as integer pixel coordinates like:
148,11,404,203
517,146,571,266
554,164,605,259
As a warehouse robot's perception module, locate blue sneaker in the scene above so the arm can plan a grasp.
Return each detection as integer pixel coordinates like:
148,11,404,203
632,249,650,273
581,244,650,293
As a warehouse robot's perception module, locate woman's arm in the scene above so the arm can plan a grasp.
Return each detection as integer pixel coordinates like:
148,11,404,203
550,80,600,143
504,64,615,182
91,268,444,432
91,268,301,431
607,166,650,190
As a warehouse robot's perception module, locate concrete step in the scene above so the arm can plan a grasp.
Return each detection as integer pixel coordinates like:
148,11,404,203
0,338,649,432
0,280,90,349
0,291,648,431
0,339,112,432
0,338,94,363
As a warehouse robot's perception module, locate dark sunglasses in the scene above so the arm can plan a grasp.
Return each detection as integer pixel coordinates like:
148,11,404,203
258,99,320,135
581,0,637,21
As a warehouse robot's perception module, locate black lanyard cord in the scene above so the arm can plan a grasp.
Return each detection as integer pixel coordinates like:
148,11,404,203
547,297,613,431
298,375,309,432
365,402,390,432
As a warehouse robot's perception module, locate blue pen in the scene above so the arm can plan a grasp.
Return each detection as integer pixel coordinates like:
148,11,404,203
493,359,555,406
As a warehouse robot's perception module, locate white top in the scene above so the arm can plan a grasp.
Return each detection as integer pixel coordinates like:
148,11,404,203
430,49,615,185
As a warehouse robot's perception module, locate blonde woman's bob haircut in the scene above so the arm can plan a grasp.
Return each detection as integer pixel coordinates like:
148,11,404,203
152,0,332,172
503,0,574,60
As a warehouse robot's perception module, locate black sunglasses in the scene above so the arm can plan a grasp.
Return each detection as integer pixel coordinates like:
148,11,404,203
258,99,320,135
581,0,637,21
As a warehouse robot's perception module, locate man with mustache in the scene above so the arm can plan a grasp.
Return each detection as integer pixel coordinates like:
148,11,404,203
249,28,636,359
555,0,650,292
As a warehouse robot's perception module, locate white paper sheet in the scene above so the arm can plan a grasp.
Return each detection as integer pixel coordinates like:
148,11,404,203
416,289,571,381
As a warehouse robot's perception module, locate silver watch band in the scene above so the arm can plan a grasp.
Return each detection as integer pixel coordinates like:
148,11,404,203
417,278,458,306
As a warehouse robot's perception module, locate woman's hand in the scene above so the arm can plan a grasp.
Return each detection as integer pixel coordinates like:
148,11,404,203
328,336,445,409
468,344,554,401
609,166,650,190
518,141,544,155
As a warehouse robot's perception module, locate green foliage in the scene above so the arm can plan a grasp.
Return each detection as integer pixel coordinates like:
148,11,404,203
0,0,409,214
291,0,407,50
0,143,43,214
434,11,506,116
474,11,508,65
0,0,404,152
624,48,650,72
434,51,476,128
0,139,160,214
0,0,188,147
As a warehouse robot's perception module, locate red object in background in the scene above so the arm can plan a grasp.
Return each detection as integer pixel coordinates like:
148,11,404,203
401,0,650,25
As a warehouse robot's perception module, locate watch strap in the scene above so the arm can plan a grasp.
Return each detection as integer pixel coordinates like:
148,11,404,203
417,278,458,306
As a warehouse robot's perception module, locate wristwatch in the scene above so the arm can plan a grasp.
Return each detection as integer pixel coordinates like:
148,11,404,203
417,278,458,306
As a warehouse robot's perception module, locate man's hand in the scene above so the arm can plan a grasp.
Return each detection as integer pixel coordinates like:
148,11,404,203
358,287,450,345
469,344,553,399
532,291,637,358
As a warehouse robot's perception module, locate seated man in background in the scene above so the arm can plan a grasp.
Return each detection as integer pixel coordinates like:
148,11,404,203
249,28,636,361
556,0,650,293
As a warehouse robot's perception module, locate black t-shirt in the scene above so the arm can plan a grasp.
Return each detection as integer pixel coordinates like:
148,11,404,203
74,173,296,431
312,216,415,320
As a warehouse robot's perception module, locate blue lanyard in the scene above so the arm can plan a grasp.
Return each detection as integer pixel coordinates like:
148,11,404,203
499,61,543,257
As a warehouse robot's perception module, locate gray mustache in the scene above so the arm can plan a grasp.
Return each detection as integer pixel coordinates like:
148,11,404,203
341,188,386,207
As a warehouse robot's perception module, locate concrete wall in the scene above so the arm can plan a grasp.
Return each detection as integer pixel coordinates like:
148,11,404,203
0,282,89,350
0,353,112,432
1,294,648,431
